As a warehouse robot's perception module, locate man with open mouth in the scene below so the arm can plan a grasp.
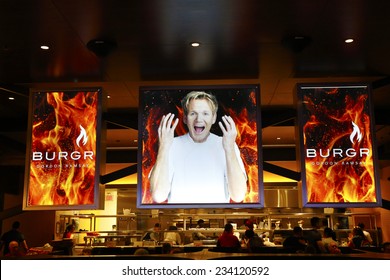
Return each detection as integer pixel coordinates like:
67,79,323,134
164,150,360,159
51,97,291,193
150,91,247,204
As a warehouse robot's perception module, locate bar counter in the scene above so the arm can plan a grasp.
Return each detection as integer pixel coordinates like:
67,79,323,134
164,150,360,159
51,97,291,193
2,246,389,260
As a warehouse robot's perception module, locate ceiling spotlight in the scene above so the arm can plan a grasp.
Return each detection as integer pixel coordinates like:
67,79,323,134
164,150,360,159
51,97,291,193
345,38,354,43
8,97,15,100
40,45,49,50
190,42,200,47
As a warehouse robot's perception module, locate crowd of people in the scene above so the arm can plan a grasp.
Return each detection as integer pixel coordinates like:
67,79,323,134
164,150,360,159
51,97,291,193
281,218,373,254
210,217,374,255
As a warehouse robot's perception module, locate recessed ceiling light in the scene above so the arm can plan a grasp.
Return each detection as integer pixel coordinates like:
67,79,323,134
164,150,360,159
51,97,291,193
345,38,354,43
276,137,281,140
107,95,111,99
8,97,15,100
40,45,49,50
190,42,200,47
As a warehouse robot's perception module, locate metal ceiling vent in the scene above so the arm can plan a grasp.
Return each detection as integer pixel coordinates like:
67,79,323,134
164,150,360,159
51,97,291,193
87,39,117,57
281,35,312,53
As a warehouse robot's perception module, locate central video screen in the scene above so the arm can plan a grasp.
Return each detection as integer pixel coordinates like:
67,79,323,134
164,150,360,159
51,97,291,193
137,84,263,208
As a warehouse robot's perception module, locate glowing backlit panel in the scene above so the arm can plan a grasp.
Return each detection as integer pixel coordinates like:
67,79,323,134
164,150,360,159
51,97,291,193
137,85,263,208
23,89,104,210
296,84,381,207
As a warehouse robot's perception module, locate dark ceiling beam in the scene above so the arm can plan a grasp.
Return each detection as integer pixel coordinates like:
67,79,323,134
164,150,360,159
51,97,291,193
372,76,390,90
262,148,297,161
106,149,138,163
103,110,138,130
100,164,138,184
263,162,301,181
0,84,29,97
261,108,296,128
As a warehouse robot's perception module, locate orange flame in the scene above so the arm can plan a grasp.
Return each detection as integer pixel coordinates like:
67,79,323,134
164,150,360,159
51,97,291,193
223,105,259,203
28,91,98,206
302,88,376,203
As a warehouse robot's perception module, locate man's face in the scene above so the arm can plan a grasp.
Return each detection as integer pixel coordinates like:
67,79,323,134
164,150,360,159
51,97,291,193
9,242,19,254
184,99,216,143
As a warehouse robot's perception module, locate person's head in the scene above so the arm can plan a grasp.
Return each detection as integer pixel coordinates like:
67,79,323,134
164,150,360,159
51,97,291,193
65,224,75,233
244,229,255,239
181,91,218,143
327,241,341,254
168,225,177,231
197,219,205,226
134,248,149,255
353,226,364,237
154,223,161,232
162,242,173,254
323,227,334,238
358,223,365,230
8,241,19,255
310,217,321,228
12,221,20,230
293,226,303,236
244,219,254,230
224,223,234,233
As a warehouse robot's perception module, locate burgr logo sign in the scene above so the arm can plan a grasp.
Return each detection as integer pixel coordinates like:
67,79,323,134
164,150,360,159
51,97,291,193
306,121,370,159
32,125,94,162
350,121,362,144
76,125,88,147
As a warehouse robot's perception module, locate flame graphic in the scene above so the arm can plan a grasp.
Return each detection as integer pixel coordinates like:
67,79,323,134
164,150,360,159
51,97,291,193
302,87,377,204
350,121,362,144
76,125,88,147
27,91,98,207
140,89,259,204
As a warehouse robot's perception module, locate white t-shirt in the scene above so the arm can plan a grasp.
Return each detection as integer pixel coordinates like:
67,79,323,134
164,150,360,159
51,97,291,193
167,133,246,203
164,231,181,245
363,230,373,244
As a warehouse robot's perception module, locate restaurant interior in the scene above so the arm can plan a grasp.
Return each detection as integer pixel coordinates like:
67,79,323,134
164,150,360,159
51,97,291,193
1,1,390,259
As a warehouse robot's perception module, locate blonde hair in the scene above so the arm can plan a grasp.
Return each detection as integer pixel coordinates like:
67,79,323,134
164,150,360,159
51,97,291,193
181,91,218,115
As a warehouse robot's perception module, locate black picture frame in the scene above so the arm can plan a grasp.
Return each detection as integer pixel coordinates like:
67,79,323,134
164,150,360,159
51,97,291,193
137,84,263,209
23,89,104,210
296,83,382,208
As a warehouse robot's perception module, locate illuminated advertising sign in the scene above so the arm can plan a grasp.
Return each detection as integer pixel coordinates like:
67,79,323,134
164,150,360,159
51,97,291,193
23,89,104,210
137,85,263,208
296,84,381,207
